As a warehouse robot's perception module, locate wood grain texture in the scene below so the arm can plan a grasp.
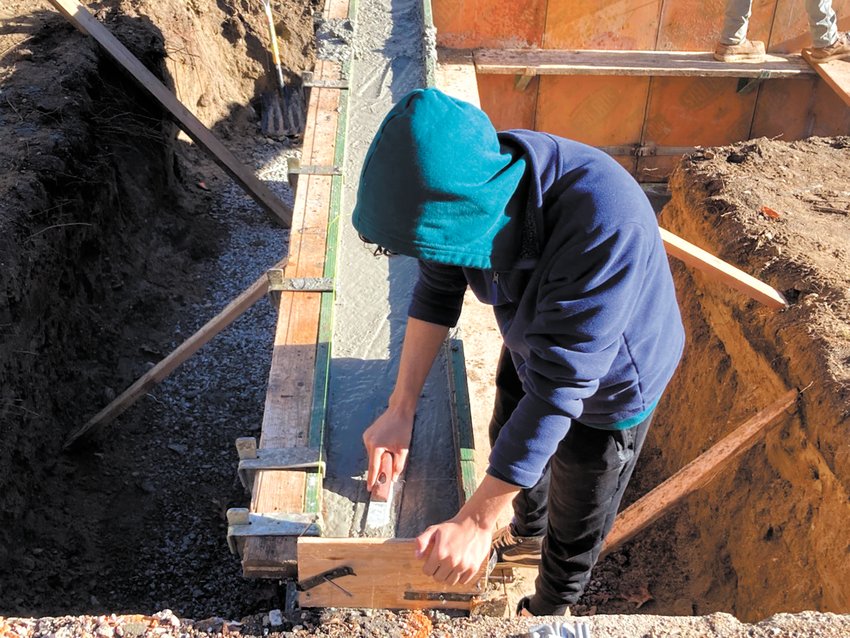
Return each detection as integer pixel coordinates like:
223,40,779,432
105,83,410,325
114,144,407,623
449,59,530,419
474,49,814,78
801,53,850,107
661,228,788,309
243,57,343,575
543,0,661,50
297,538,488,609
46,0,292,226
602,390,798,557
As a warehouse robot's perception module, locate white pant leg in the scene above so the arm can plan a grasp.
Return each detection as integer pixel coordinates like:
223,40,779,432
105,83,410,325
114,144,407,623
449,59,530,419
805,0,838,47
721,0,754,45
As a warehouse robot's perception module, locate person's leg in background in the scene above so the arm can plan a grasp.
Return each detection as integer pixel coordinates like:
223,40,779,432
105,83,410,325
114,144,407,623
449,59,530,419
529,416,653,616
715,0,767,62
806,0,850,62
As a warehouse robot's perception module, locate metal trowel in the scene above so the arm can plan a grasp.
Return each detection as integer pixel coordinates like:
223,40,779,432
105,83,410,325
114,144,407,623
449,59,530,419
365,452,395,530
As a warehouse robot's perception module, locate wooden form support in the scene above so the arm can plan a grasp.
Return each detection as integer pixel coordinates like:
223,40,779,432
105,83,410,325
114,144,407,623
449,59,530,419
64,261,285,449
238,0,351,579
602,390,799,557
473,49,815,80
801,52,850,107
46,0,292,227
660,228,788,309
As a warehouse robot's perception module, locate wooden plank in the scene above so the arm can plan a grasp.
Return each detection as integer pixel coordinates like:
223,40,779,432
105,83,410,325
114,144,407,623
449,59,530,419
801,53,850,107
601,390,798,557
63,261,284,448
660,228,788,309
446,340,477,505
435,50,481,107
242,57,343,574
46,0,292,227
297,538,488,609
474,49,815,78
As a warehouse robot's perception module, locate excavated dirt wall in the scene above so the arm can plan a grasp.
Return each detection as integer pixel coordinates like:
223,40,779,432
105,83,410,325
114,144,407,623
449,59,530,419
646,137,850,620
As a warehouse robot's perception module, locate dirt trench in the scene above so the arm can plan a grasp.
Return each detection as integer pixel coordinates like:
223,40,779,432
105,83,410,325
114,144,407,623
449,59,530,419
0,0,313,617
579,137,850,621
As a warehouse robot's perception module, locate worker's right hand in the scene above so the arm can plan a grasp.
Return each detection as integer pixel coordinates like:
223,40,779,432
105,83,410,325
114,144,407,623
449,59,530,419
363,408,413,491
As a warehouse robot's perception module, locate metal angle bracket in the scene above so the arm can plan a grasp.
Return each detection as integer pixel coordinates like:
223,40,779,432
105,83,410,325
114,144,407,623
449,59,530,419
235,438,326,490
266,269,334,305
286,157,342,176
226,509,323,555
737,69,773,94
302,71,349,90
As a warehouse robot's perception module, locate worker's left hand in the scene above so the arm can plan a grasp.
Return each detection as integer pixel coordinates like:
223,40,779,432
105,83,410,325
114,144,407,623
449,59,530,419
414,514,492,586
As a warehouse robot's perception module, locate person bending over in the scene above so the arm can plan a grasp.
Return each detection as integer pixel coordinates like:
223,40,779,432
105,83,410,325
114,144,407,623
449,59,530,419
353,88,684,616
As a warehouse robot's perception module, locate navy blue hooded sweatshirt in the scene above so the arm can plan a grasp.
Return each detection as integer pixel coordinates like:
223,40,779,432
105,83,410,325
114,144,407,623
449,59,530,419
353,90,685,489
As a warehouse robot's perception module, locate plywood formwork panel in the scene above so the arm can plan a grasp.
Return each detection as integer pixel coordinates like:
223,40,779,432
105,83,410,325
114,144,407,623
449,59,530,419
432,0,545,48
543,0,662,49
537,74,647,172
477,75,537,131
656,0,774,51
751,78,817,139
769,0,850,53
809,79,850,134
637,76,758,179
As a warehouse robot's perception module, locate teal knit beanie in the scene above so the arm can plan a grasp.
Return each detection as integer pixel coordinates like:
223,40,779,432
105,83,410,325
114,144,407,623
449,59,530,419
352,88,527,270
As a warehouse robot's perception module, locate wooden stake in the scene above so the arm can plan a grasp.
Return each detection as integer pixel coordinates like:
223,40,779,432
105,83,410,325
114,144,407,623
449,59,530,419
46,0,293,227
601,389,798,557
661,228,788,309
63,261,285,449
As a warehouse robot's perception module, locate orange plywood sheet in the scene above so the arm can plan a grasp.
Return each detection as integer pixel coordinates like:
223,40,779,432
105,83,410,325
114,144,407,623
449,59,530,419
433,0,545,48
537,75,650,145
477,75,537,131
751,78,817,139
642,77,758,146
810,79,850,135
657,0,774,51
769,0,850,53
543,0,662,49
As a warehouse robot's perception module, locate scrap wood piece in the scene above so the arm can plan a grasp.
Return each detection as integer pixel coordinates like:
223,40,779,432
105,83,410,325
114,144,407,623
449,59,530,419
63,260,286,449
296,538,489,610
601,389,798,558
46,0,292,227
800,51,850,107
660,228,788,309
473,48,814,79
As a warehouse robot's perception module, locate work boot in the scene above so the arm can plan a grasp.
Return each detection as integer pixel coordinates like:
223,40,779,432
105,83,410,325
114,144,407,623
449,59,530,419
492,525,543,567
809,32,850,63
714,39,766,63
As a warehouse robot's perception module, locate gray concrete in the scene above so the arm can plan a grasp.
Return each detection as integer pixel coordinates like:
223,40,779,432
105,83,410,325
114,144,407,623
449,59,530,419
321,0,459,538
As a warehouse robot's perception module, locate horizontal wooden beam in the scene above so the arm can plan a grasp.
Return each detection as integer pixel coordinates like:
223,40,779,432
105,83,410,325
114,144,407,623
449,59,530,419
297,538,489,609
602,390,798,557
47,0,292,227
801,51,850,107
63,262,284,448
474,48,815,79
661,228,788,309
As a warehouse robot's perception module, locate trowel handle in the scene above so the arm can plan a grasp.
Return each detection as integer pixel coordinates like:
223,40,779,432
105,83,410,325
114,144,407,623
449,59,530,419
373,452,394,501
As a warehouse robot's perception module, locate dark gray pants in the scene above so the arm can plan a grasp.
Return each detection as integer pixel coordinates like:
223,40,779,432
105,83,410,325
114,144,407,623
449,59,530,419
488,348,652,615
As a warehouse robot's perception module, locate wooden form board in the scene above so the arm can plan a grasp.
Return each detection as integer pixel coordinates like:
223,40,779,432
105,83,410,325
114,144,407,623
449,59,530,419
801,53,850,107
474,49,814,78
241,0,349,571
433,0,850,181
602,390,798,556
297,538,488,609
47,0,292,226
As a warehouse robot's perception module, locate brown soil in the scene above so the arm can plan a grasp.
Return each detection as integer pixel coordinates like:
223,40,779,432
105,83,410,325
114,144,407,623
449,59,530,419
580,137,850,621
0,0,313,618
